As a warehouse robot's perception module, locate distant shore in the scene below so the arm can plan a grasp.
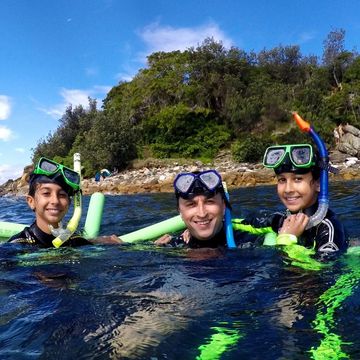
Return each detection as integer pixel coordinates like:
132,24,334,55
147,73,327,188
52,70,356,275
1,150,359,197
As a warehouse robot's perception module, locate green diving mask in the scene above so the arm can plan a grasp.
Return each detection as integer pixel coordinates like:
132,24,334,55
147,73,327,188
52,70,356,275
263,144,315,170
34,157,81,192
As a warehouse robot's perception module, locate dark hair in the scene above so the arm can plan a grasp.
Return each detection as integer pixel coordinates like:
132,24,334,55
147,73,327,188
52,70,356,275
174,171,231,209
28,173,74,197
274,152,321,180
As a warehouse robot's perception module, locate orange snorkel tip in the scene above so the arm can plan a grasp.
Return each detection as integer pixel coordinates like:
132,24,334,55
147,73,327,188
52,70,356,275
292,111,311,133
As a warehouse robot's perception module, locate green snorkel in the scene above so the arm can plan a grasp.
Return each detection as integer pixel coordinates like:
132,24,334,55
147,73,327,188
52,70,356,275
51,153,82,248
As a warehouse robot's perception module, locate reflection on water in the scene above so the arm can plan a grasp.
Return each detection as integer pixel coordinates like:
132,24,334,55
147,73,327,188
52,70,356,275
0,181,359,359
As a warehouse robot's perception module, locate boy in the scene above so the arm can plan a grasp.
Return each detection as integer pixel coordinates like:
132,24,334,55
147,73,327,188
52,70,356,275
262,143,348,258
8,157,119,247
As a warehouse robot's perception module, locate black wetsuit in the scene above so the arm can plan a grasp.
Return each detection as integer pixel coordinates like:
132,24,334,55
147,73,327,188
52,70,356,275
8,222,91,248
167,225,263,249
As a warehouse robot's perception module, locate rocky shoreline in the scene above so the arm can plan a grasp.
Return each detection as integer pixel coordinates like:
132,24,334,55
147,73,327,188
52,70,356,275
1,150,359,197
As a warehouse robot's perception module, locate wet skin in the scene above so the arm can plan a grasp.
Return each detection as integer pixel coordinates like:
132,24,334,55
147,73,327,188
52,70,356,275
178,193,226,241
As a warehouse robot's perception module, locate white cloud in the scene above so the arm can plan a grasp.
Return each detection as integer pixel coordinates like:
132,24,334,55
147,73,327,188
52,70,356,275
298,31,316,44
0,164,23,185
0,125,13,141
0,95,11,120
39,86,110,119
61,88,90,107
138,22,233,55
115,71,135,82
15,148,25,153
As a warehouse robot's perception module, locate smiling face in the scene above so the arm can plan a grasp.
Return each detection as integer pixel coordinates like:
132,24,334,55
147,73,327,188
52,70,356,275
276,172,320,213
178,193,226,241
26,183,70,233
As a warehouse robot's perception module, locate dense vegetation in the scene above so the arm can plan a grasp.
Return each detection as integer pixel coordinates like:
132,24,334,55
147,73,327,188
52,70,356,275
32,29,360,177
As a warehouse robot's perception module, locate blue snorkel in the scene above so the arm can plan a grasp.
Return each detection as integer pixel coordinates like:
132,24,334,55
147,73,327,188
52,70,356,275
293,112,329,229
222,182,236,248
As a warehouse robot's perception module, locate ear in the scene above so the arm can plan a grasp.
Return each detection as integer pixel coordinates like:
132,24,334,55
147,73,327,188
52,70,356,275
315,179,320,192
26,195,36,211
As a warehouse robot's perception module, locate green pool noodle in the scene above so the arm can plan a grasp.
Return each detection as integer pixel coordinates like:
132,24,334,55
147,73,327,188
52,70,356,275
0,221,26,239
83,192,105,239
119,215,186,243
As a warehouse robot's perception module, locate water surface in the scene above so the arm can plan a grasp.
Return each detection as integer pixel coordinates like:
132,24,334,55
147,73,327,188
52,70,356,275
0,181,359,359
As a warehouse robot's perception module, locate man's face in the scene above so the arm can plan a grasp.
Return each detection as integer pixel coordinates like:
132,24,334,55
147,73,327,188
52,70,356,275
178,193,226,241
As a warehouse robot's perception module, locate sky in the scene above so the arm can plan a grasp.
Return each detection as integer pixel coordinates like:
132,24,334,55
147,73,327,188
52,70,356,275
0,0,359,184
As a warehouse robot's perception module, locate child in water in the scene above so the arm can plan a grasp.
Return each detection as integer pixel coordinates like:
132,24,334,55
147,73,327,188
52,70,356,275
8,157,119,247
262,143,348,259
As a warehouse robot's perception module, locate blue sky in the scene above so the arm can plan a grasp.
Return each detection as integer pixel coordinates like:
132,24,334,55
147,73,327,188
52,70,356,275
0,0,359,184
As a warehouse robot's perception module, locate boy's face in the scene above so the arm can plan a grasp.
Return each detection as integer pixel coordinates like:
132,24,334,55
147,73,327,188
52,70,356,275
26,183,70,234
276,172,320,213
178,193,226,241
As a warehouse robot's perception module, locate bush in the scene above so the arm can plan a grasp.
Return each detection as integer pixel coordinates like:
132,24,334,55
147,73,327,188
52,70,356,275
231,136,272,163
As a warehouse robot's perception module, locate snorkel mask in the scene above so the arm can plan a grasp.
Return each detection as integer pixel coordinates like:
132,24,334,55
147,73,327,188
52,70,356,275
263,144,318,176
174,170,227,202
30,157,81,196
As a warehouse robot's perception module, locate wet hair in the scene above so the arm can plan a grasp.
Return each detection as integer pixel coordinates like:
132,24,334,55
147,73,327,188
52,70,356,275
274,152,321,180
175,171,231,208
28,173,74,197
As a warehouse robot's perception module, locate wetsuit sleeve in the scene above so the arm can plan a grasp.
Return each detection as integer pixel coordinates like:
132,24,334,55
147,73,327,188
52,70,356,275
232,214,277,247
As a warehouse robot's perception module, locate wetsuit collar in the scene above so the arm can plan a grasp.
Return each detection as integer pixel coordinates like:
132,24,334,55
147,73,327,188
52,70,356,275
30,222,55,247
188,226,226,248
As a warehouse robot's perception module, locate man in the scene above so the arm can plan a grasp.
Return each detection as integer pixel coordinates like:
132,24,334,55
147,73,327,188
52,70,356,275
155,170,268,248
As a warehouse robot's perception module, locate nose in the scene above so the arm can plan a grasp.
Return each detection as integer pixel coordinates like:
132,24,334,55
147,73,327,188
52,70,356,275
196,200,207,217
49,192,60,203
284,179,294,193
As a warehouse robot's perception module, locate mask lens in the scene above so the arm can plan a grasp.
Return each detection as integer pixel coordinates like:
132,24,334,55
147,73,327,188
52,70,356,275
264,148,285,166
175,174,195,193
291,146,311,166
199,171,221,190
63,168,81,185
39,159,58,173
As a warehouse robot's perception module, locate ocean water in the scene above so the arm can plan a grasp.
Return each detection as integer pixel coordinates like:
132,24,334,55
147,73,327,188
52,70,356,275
0,180,359,359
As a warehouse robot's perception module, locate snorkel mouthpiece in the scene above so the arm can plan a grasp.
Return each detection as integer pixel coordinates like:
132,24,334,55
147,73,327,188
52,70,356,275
292,112,329,229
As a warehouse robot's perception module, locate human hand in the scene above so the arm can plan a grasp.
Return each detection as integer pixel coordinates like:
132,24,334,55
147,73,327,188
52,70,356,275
182,229,191,244
154,234,172,246
279,213,309,237
92,234,124,245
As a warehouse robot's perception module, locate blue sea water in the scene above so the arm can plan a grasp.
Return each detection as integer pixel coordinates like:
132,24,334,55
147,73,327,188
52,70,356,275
0,180,360,359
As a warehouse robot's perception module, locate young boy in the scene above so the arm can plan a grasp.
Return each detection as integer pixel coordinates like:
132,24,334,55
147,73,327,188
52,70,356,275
8,157,121,247
262,143,348,258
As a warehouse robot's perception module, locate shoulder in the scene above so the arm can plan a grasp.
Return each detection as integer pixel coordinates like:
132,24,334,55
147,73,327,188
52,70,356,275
7,225,38,245
315,209,348,252
67,233,92,247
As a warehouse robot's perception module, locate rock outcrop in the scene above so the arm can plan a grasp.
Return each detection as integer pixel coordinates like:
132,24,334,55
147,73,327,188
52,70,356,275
1,150,359,196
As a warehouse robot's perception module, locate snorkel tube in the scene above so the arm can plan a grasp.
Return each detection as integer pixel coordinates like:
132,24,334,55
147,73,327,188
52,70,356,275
51,153,82,248
222,182,236,248
292,112,329,229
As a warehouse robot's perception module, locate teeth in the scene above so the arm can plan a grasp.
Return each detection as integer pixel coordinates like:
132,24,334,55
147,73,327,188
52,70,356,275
195,220,210,225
